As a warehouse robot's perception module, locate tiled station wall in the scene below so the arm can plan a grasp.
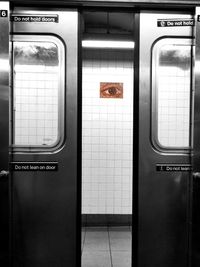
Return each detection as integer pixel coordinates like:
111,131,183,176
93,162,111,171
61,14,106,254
82,49,133,214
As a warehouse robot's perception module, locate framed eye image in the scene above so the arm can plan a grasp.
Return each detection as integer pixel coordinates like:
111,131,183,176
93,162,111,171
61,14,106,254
100,82,123,98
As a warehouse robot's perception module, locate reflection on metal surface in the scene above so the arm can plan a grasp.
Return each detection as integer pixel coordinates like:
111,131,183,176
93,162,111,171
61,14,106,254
100,82,123,98
193,172,200,178
82,40,135,49
195,59,200,74
14,41,59,65
159,44,191,69
0,170,9,178
0,59,9,71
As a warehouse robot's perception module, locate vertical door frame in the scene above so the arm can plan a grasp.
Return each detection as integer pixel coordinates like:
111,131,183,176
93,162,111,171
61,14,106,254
133,10,140,267
77,9,82,267
0,2,10,266
192,6,200,267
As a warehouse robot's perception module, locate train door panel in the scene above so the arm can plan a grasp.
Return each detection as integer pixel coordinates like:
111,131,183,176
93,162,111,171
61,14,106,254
139,12,193,267
0,1,9,265
11,8,79,266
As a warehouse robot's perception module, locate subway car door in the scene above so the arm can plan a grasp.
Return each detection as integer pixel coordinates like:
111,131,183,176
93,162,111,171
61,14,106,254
138,12,193,267
10,7,79,267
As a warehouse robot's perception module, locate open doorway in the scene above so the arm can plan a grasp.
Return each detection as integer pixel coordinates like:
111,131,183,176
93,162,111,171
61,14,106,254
81,11,134,267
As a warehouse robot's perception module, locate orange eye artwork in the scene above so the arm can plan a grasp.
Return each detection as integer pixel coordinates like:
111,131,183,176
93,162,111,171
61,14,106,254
100,82,123,98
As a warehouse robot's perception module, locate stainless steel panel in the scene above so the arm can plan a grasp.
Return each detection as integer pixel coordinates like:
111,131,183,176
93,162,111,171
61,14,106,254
139,12,192,267
11,9,79,267
192,7,200,267
0,2,9,265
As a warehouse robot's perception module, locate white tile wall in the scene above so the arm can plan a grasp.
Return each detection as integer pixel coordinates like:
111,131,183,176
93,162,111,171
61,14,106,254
14,65,59,146
156,43,191,148
157,66,190,147
82,50,133,214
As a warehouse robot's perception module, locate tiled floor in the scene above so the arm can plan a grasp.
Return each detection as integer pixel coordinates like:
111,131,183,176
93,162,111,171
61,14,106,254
82,227,132,267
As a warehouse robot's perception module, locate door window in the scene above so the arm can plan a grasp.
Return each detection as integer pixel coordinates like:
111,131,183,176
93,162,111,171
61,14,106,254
12,36,65,150
152,38,192,150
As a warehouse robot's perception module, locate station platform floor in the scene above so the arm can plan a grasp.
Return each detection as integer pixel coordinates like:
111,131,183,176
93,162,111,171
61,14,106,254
82,226,132,267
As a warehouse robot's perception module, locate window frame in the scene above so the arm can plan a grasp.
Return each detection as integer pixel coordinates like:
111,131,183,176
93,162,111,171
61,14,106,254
151,37,193,153
11,34,66,153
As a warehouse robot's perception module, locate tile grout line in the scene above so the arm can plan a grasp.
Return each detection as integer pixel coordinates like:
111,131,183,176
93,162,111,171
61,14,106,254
108,227,114,267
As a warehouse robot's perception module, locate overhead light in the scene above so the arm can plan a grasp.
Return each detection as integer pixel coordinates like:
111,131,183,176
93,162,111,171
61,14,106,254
82,40,135,49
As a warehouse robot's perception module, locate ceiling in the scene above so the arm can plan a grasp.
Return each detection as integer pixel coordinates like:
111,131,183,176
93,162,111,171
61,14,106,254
82,12,134,39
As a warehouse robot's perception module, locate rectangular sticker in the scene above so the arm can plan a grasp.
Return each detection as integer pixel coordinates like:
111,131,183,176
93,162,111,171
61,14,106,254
11,14,59,23
157,19,194,27
10,162,58,171
100,82,123,98
156,164,192,172
0,10,8,17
